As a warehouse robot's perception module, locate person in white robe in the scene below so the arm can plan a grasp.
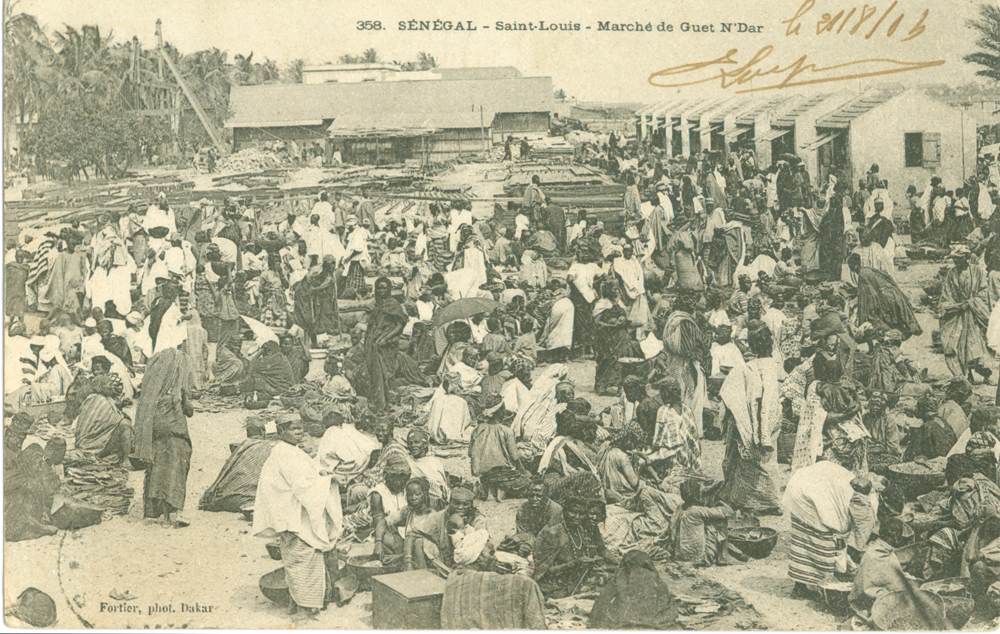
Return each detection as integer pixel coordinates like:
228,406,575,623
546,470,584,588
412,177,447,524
143,193,177,239
425,378,474,443
710,324,746,377
316,409,381,485
89,213,136,316
254,420,343,613
612,243,653,334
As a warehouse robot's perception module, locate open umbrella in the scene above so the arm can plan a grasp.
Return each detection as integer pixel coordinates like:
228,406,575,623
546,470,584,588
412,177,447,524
778,153,802,163
432,297,498,327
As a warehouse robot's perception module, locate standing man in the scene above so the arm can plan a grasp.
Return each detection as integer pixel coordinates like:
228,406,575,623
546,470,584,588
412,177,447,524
520,137,530,161
254,419,343,616
523,175,546,225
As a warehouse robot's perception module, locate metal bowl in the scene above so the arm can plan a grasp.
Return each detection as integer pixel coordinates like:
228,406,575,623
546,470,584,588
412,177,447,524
259,567,290,606
343,554,400,591
728,526,778,559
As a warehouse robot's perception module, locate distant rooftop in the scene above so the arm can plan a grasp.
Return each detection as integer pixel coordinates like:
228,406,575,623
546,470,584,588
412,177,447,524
816,89,904,129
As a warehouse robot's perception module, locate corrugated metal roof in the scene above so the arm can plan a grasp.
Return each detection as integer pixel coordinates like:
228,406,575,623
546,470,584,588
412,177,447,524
683,98,730,120
708,98,752,122
327,111,486,136
227,76,553,128
815,90,903,129
772,93,832,128
736,96,795,125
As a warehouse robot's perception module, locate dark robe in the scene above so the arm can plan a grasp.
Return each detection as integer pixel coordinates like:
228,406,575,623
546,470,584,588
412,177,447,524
361,296,426,410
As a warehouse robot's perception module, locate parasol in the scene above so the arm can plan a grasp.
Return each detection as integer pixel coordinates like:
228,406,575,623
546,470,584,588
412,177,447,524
432,297,498,327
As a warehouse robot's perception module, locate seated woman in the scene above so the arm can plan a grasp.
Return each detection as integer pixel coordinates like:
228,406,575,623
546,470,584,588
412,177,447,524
538,411,601,502
905,394,958,462
968,517,1000,605
6,348,73,414
533,493,619,599
279,333,311,384
402,486,487,571
213,338,248,390
73,380,132,464
4,414,59,541
479,353,512,405
669,479,735,566
862,392,904,473
199,420,277,513
470,396,531,501
512,477,564,556
374,476,435,567
240,341,294,402
321,356,356,402
348,454,410,544
426,373,474,444
406,429,451,508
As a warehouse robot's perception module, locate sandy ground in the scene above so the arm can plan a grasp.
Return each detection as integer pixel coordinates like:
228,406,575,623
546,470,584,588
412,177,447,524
5,237,999,630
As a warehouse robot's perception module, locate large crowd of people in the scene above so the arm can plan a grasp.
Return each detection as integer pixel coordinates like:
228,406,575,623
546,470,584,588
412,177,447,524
7,139,1000,627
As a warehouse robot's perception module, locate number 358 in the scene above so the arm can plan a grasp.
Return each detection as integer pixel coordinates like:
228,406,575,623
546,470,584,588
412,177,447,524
357,21,383,30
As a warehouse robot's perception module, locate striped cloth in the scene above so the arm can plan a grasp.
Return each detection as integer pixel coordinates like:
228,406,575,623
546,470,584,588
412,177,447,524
27,237,57,285
280,531,327,609
788,514,842,585
198,438,276,512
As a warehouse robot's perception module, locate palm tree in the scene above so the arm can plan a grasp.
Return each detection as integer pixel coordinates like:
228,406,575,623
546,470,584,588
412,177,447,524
360,48,380,63
52,24,117,98
964,3,1000,82
282,58,304,83
416,51,437,70
4,0,54,156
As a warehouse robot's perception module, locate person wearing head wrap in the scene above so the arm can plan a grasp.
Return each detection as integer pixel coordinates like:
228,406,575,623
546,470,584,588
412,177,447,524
596,421,647,503
848,253,922,342
791,346,868,473
292,254,340,347
4,413,63,542
479,351,512,405
470,394,530,501
536,276,573,359
533,488,617,599
253,419,343,614
566,248,603,351
904,393,958,461
717,320,783,515
939,378,973,438
132,348,195,526
360,277,428,411
940,246,993,382
4,344,73,415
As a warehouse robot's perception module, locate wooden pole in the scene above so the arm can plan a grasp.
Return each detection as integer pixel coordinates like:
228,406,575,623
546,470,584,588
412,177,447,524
156,21,227,155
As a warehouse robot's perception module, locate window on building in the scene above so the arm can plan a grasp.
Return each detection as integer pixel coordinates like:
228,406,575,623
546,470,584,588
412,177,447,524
904,132,941,168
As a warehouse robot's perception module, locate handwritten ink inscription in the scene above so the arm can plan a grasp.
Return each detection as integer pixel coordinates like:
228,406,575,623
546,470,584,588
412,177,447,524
648,0,944,93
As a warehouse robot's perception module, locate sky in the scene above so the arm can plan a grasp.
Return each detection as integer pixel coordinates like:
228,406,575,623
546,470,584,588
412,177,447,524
17,0,995,103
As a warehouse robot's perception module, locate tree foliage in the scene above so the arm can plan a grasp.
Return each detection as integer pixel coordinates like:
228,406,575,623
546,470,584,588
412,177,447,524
964,3,1000,82
22,94,169,180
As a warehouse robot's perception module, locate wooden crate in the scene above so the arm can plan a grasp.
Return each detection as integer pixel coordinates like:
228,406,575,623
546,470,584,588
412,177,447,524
371,570,447,630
